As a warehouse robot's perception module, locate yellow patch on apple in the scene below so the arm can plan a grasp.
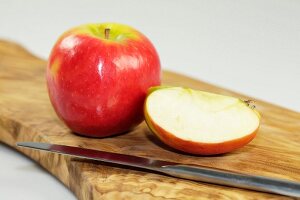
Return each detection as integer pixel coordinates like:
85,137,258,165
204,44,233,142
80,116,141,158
50,59,61,78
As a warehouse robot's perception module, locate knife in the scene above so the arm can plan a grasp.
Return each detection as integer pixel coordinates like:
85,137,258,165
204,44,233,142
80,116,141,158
17,142,300,197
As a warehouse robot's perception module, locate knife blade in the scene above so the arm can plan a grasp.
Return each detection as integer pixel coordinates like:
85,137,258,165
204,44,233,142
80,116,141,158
17,142,300,197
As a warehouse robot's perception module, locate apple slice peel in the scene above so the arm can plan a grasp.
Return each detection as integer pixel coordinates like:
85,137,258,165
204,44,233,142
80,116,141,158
144,87,260,155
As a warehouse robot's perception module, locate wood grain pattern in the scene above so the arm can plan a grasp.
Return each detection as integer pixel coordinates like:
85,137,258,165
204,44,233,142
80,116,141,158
0,39,300,200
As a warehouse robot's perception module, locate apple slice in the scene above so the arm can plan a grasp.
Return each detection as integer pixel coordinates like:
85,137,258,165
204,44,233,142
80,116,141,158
144,87,260,155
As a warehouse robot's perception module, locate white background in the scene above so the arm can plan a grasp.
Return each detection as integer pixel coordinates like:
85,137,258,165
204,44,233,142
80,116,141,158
0,0,299,199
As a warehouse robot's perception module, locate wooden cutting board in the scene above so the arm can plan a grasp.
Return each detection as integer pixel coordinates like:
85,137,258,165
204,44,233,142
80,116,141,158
0,39,299,200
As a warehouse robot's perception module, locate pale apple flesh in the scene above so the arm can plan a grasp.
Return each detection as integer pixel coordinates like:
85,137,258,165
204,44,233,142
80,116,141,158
144,87,260,155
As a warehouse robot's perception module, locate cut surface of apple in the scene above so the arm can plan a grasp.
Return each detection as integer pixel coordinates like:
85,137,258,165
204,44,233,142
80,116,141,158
144,87,260,155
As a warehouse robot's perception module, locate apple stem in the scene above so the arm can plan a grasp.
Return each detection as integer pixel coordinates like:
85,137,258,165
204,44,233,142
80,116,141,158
244,100,256,109
105,28,110,39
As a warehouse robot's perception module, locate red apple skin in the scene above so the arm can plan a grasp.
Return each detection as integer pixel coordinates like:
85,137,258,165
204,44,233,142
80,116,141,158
145,108,258,155
47,23,161,137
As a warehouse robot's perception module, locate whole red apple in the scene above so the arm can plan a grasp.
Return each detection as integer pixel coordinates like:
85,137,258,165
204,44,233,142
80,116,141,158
46,23,161,137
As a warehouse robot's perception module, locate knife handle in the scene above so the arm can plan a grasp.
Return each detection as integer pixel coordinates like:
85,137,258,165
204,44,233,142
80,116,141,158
158,164,300,198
